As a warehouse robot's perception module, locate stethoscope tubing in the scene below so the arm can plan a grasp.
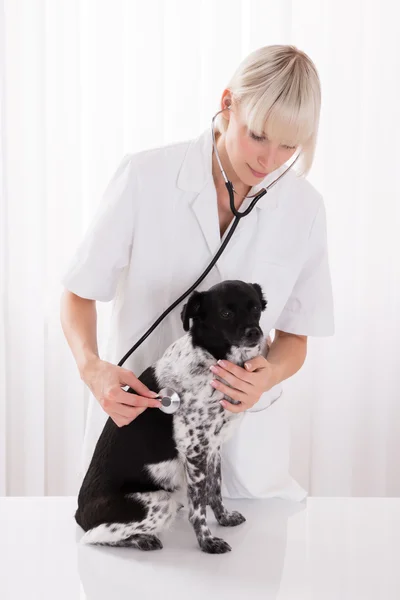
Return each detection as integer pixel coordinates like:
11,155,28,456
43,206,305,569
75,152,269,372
117,184,250,367
118,114,299,368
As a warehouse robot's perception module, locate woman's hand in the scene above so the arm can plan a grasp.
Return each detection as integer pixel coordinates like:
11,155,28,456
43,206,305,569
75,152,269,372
82,358,162,427
209,354,279,413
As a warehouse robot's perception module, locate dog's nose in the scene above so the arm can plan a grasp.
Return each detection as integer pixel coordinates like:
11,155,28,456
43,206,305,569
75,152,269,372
244,327,261,341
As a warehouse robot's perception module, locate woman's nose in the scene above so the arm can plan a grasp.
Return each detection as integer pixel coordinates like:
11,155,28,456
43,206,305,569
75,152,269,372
258,155,277,173
258,146,280,172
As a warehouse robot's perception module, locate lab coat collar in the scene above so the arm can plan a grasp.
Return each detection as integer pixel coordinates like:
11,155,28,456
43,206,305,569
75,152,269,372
176,126,293,210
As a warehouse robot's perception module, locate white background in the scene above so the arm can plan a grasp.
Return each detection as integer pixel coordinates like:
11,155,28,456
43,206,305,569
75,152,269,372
0,0,399,497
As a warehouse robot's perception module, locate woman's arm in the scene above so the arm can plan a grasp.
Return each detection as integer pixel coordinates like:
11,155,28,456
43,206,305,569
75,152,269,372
266,330,308,385
60,289,101,380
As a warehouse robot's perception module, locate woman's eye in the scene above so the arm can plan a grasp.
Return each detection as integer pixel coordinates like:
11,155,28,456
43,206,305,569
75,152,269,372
250,130,296,150
250,131,264,142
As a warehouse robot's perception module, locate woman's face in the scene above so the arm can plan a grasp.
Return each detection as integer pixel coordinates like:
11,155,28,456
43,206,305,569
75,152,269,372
221,96,298,187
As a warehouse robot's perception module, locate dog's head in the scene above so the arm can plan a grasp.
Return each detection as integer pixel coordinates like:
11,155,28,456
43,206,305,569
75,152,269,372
180,280,267,356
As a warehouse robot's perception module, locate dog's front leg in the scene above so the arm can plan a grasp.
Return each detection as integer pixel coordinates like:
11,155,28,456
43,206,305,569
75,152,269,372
206,450,246,527
185,450,232,554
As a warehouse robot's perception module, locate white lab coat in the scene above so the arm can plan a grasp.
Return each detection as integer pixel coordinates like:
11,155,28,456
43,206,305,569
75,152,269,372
61,127,335,502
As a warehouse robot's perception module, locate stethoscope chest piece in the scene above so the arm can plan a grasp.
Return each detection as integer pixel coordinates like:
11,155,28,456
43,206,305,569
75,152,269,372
158,388,181,414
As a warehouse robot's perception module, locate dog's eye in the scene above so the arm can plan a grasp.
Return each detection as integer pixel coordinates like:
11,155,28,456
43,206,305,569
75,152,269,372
252,306,260,313
220,310,232,319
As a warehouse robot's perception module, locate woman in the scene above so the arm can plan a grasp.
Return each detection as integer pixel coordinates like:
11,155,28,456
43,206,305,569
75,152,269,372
60,44,334,502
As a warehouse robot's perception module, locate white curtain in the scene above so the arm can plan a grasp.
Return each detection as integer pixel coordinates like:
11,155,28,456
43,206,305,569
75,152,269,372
1,0,399,497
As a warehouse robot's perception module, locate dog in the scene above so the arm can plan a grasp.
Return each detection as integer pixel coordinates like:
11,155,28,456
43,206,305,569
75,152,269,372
75,279,268,554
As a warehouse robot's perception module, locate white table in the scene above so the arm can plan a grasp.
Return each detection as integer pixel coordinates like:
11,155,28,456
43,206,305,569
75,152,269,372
1,496,399,599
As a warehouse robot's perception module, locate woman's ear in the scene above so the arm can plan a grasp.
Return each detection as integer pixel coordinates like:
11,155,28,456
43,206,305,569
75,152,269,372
180,291,205,331
251,283,267,311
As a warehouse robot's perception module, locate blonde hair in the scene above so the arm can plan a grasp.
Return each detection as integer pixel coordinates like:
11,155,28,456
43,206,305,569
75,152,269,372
214,45,321,178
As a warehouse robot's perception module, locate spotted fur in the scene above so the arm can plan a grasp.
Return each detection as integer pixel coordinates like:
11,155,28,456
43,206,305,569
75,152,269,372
75,280,268,554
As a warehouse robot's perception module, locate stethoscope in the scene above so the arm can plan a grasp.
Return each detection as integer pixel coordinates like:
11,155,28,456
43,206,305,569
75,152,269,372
119,106,300,414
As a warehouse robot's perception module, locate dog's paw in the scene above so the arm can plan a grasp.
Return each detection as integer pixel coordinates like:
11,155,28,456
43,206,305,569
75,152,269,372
130,534,163,551
199,536,232,554
217,510,246,527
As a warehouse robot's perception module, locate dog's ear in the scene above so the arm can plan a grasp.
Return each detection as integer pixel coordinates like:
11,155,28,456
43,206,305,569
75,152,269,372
180,291,205,331
250,283,267,311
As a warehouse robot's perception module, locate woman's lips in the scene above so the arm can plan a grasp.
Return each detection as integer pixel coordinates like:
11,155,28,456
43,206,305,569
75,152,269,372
248,164,267,178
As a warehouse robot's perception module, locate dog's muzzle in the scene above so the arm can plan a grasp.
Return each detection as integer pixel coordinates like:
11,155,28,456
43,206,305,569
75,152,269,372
243,326,263,346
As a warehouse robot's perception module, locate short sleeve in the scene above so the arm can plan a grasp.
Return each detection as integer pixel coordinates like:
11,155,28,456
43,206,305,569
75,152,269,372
60,154,136,302
274,198,335,336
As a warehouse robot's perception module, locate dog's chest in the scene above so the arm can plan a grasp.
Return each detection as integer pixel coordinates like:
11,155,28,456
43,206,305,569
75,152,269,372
154,333,259,456
172,381,241,456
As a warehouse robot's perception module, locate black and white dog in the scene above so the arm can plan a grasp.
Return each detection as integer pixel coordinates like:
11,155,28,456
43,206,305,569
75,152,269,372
75,280,267,554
